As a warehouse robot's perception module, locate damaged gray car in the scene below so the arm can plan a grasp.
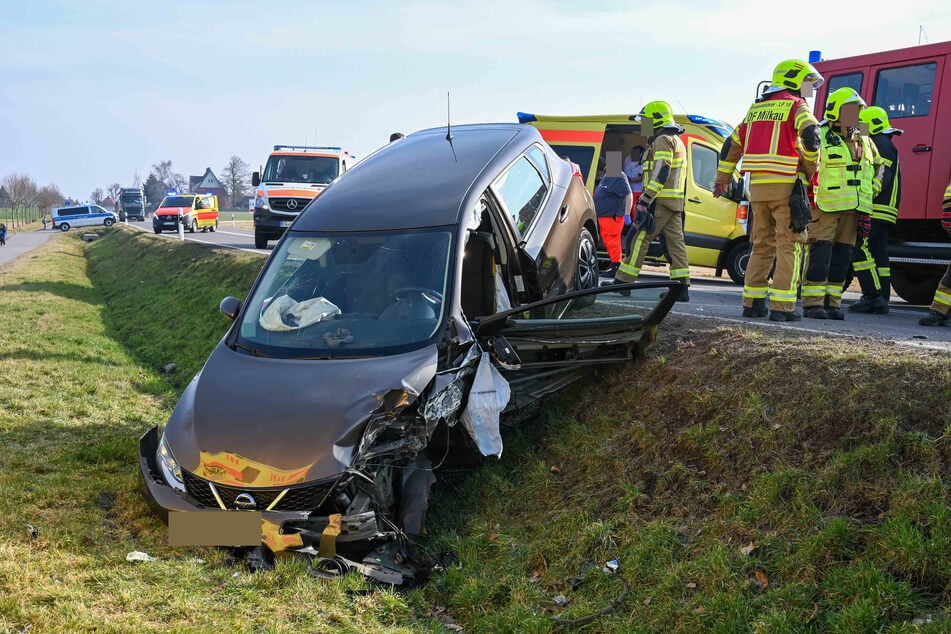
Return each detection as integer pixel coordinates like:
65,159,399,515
138,123,680,583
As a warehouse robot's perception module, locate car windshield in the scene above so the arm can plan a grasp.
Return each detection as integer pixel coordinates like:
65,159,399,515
235,228,454,358
160,196,195,207
121,193,142,203
262,156,339,184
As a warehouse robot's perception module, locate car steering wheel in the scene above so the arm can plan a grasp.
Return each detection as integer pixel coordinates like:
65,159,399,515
391,287,443,304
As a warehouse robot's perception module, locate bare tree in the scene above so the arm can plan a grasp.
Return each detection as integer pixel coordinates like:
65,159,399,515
170,173,188,192
108,182,122,200
132,172,142,188
221,155,251,208
36,184,64,213
151,160,174,185
91,188,105,205
2,173,38,228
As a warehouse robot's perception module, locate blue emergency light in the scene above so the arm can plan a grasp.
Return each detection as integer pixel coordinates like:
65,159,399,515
166,189,178,195
809,50,822,63
516,112,537,123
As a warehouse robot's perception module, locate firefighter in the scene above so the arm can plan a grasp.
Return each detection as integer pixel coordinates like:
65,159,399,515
919,179,951,327
802,88,883,320
849,106,902,314
713,59,823,321
611,100,690,301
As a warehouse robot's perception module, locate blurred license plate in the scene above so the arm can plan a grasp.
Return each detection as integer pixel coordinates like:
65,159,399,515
168,510,261,546
279,221,291,228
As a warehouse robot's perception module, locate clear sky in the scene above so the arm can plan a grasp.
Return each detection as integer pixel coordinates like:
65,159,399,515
2,0,949,199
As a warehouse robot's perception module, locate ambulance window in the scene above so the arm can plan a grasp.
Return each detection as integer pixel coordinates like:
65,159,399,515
526,145,550,183
550,145,595,184
873,62,937,118
491,156,547,237
691,145,718,192
827,72,863,95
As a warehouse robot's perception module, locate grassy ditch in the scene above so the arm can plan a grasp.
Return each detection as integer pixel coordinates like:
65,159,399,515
1,226,948,632
425,319,951,632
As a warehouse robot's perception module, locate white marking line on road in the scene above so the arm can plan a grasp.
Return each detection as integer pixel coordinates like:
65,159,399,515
679,310,951,352
182,234,266,255
130,225,266,255
211,229,253,237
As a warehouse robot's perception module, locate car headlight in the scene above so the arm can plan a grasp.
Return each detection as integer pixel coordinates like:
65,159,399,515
254,193,269,210
157,432,186,493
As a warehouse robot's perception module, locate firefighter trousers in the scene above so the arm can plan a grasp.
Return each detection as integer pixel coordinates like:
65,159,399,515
852,220,892,300
744,199,806,312
803,209,857,309
616,200,689,285
930,262,951,316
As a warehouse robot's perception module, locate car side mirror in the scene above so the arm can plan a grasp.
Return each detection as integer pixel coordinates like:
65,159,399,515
251,172,260,187
219,296,242,321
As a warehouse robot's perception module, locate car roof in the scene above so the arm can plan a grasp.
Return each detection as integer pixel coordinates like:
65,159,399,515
293,123,535,232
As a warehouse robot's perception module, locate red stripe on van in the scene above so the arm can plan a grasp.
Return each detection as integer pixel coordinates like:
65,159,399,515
537,129,604,144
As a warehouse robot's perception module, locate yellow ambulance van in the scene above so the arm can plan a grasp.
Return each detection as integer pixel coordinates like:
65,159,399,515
518,112,751,283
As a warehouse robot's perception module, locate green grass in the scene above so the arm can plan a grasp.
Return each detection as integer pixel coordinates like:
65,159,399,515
1,225,948,632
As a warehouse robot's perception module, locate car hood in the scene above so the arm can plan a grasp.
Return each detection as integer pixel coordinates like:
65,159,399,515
155,206,193,215
165,341,438,486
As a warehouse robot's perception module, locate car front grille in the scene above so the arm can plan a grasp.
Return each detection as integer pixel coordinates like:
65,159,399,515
269,198,312,213
182,470,337,511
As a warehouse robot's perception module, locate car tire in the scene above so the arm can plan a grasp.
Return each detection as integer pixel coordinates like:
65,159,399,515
59,223,70,232
575,227,599,291
104,218,114,227
210,220,218,233
254,232,268,249
725,241,750,285
189,219,197,233
153,228,162,234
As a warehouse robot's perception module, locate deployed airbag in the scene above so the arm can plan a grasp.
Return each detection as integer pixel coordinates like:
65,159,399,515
260,295,341,331
460,352,510,457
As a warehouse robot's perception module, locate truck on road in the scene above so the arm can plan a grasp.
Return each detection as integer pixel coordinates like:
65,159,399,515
115,187,147,221
813,41,951,304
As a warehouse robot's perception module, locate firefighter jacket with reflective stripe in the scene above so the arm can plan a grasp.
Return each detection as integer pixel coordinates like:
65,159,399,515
816,127,879,214
717,91,819,189
943,180,951,234
869,132,901,223
641,130,686,211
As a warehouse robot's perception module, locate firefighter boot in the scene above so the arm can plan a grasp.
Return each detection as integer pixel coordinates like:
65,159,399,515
769,309,802,322
848,294,888,314
920,311,950,327
803,306,828,319
742,298,768,318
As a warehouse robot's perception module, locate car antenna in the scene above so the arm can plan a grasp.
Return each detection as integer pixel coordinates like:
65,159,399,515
446,91,457,162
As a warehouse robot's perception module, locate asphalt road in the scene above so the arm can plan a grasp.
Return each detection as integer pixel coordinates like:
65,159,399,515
127,220,951,352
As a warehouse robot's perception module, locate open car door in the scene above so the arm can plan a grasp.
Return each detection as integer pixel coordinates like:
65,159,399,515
472,281,680,409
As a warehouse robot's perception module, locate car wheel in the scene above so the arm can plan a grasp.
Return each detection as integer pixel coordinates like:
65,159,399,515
574,227,599,292
254,232,268,249
189,219,197,233
104,218,114,227
725,241,750,285
210,220,218,233
153,228,162,234
59,223,70,232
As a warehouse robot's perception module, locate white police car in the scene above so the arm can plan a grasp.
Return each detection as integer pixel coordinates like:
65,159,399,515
52,204,118,232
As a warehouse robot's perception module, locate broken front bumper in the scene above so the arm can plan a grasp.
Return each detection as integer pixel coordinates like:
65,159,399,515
137,426,385,552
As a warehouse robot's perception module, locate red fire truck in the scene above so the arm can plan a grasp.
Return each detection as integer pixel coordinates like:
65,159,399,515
813,41,951,304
